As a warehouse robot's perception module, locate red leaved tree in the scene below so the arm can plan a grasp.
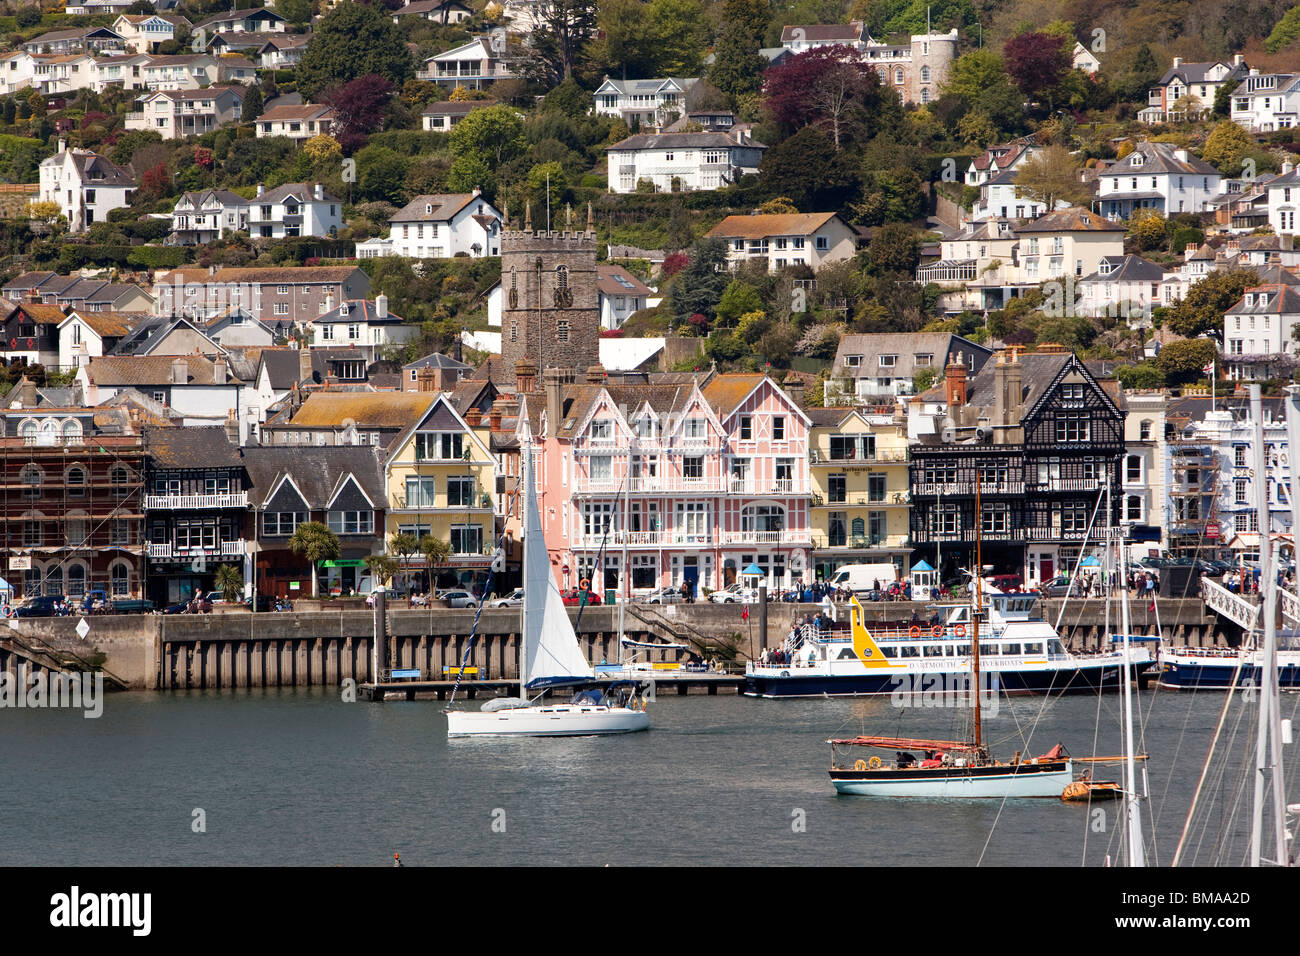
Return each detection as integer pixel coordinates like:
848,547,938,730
1002,32,1070,109
763,45,884,149
138,162,171,202
322,73,395,153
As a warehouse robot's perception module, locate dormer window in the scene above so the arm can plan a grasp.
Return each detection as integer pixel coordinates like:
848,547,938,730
425,204,432,214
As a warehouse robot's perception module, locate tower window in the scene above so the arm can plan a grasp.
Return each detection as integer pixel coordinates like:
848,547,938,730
510,320,518,343
557,320,569,342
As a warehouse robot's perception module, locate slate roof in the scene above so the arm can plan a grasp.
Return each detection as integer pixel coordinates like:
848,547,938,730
144,425,241,468
241,445,385,511
390,193,482,222
706,212,839,239
314,299,404,324
607,132,765,151
1081,254,1167,283
282,391,436,429
1108,141,1219,177
832,333,993,381
256,104,335,124
86,354,231,386
1015,207,1124,233
596,265,653,297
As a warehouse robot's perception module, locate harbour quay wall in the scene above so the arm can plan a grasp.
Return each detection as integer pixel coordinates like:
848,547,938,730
3,597,1229,691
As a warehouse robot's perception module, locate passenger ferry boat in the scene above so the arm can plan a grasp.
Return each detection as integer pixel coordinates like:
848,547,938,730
1158,637,1300,690
745,590,1156,698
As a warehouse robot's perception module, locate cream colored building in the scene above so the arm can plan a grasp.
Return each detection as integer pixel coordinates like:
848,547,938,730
808,406,911,582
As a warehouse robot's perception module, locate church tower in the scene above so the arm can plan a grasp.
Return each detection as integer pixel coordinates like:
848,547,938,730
500,203,600,376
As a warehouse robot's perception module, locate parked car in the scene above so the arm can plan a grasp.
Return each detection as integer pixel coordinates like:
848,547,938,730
13,594,69,617
560,588,601,606
437,589,477,608
1039,575,1083,598
709,584,758,604
644,586,682,605
111,598,155,614
987,574,1024,593
81,590,112,615
242,594,275,612
490,588,525,607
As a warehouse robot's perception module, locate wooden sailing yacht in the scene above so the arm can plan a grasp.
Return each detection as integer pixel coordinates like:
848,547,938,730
828,474,1074,797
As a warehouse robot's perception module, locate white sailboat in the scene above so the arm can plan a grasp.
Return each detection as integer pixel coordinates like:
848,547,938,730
446,430,649,737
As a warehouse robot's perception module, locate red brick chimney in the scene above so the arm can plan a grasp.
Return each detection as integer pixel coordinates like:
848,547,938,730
488,404,503,431
944,352,967,408
515,360,536,394
465,408,482,427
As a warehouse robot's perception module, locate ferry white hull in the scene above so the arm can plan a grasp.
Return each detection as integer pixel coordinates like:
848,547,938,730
831,760,1074,798
447,704,649,737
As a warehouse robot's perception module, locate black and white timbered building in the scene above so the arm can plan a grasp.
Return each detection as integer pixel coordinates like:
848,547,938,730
909,349,1126,587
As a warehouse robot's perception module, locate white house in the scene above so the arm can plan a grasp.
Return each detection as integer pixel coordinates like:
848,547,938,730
0,52,36,96
78,354,257,440
605,128,765,194
170,188,250,244
417,37,519,89
124,85,245,139
1075,254,1167,324
964,139,1037,187
246,183,343,239
1230,72,1300,132
705,213,857,272
57,309,142,370
969,166,1059,222
592,76,698,126
355,191,502,259
255,104,337,141
91,54,152,93
256,34,310,70
1140,56,1248,124
29,54,98,95
1094,141,1223,220
24,27,124,55
1267,164,1299,235
310,296,418,359
192,8,286,37
596,265,655,329
1223,281,1300,380
111,14,187,54
1071,41,1100,74
38,143,135,232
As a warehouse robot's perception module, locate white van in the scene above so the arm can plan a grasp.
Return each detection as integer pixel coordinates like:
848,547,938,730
827,563,901,593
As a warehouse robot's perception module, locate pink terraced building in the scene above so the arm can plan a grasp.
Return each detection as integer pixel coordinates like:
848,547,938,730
517,367,812,597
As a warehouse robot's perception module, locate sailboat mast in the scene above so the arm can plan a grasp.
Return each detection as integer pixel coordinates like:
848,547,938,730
1248,384,1288,866
520,439,532,696
618,453,631,664
1114,480,1145,866
973,471,981,752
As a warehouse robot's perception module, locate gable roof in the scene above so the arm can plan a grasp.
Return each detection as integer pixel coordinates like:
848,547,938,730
1014,207,1124,233
283,391,436,429
144,424,241,468
608,131,765,151
832,333,993,380
1081,254,1167,283
86,354,231,386
596,265,653,297
390,193,483,222
1109,141,1220,177
242,445,384,511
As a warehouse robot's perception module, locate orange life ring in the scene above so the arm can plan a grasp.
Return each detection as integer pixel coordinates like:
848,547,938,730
908,625,921,638
578,577,590,590
954,624,966,638
931,625,943,638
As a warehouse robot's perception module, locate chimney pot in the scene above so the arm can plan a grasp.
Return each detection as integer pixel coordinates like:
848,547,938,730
944,354,967,408
465,408,482,426
376,293,388,319
257,183,265,197
314,182,323,201
515,360,536,394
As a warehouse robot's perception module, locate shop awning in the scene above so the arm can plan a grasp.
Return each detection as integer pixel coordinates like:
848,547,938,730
319,559,367,568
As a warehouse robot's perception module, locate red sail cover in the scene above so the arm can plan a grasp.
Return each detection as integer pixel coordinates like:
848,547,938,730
827,735,982,753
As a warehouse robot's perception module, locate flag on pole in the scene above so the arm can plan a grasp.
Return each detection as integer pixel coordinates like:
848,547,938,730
1203,361,1215,376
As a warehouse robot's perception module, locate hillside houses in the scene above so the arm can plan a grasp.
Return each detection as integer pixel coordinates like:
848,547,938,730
605,128,765,194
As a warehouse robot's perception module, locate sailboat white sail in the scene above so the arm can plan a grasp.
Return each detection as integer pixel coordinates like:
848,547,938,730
447,425,648,737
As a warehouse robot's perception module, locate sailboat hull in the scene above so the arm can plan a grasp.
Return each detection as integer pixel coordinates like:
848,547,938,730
447,705,649,737
830,759,1074,798
1158,649,1300,689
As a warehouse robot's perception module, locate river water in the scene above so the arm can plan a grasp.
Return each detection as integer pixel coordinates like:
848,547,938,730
3,686,1297,866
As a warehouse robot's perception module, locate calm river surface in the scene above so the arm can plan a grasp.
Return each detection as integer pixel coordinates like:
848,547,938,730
4,687,1297,866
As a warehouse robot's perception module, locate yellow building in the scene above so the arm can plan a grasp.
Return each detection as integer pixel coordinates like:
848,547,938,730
385,394,499,592
808,406,912,582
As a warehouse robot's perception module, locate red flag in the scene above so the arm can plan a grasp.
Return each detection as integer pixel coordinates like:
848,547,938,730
742,607,750,621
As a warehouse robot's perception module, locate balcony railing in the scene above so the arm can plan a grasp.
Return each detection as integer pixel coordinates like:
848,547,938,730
728,479,810,495
810,447,909,464
811,533,910,550
147,539,246,559
391,493,491,511
1025,478,1106,492
913,481,1025,496
573,475,729,494
574,531,713,548
718,529,811,545
145,492,248,510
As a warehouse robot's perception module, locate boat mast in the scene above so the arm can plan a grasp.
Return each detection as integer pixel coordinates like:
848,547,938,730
973,470,981,752
1249,384,1288,866
1114,480,1145,866
618,444,631,665
520,437,531,698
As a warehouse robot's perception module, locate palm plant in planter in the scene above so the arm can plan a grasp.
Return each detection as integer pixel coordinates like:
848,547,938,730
289,521,341,597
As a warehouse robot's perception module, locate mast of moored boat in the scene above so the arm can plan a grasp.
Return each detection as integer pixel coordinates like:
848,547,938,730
520,436,533,701
1249,384,1288,866
973,471,981,753
1115,481,1145,867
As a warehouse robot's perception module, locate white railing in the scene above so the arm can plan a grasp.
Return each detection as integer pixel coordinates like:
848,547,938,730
728,479,809,495
146,540,246,559
1201,575,1260,632
574,531,713,548
145,492,248,510
573,475,729,494
1281,588,1300,625
718,530,811,545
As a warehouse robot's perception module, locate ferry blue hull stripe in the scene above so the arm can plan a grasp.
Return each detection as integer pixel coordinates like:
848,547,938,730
745,662,1156,698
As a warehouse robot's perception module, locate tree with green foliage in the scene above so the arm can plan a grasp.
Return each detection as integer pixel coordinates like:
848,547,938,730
450,104,527,167
668,237,730,322
388,532,419,595
714,279,764,328
593,0,656,78
356,145,410,204
421,536,453,587
1266,4,1300,52
241,83,263,123
294,3,414,101
1128,209,1167,252
15,5,42,28
541,77,591,119
866,222,921,276
647,0,708,77
1153,338,1219,386
941,49,1024,133
214,564,244,603
274,0,312,27
1166,269,1257,338
1202,120,1255,175
527,161,566,216
363,553,400,590
757,127,860,211
854,166,925,225
289,521,341,597
522,0,598,85
723,0,771,45
1116,362,1166,389
708,21,767,99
